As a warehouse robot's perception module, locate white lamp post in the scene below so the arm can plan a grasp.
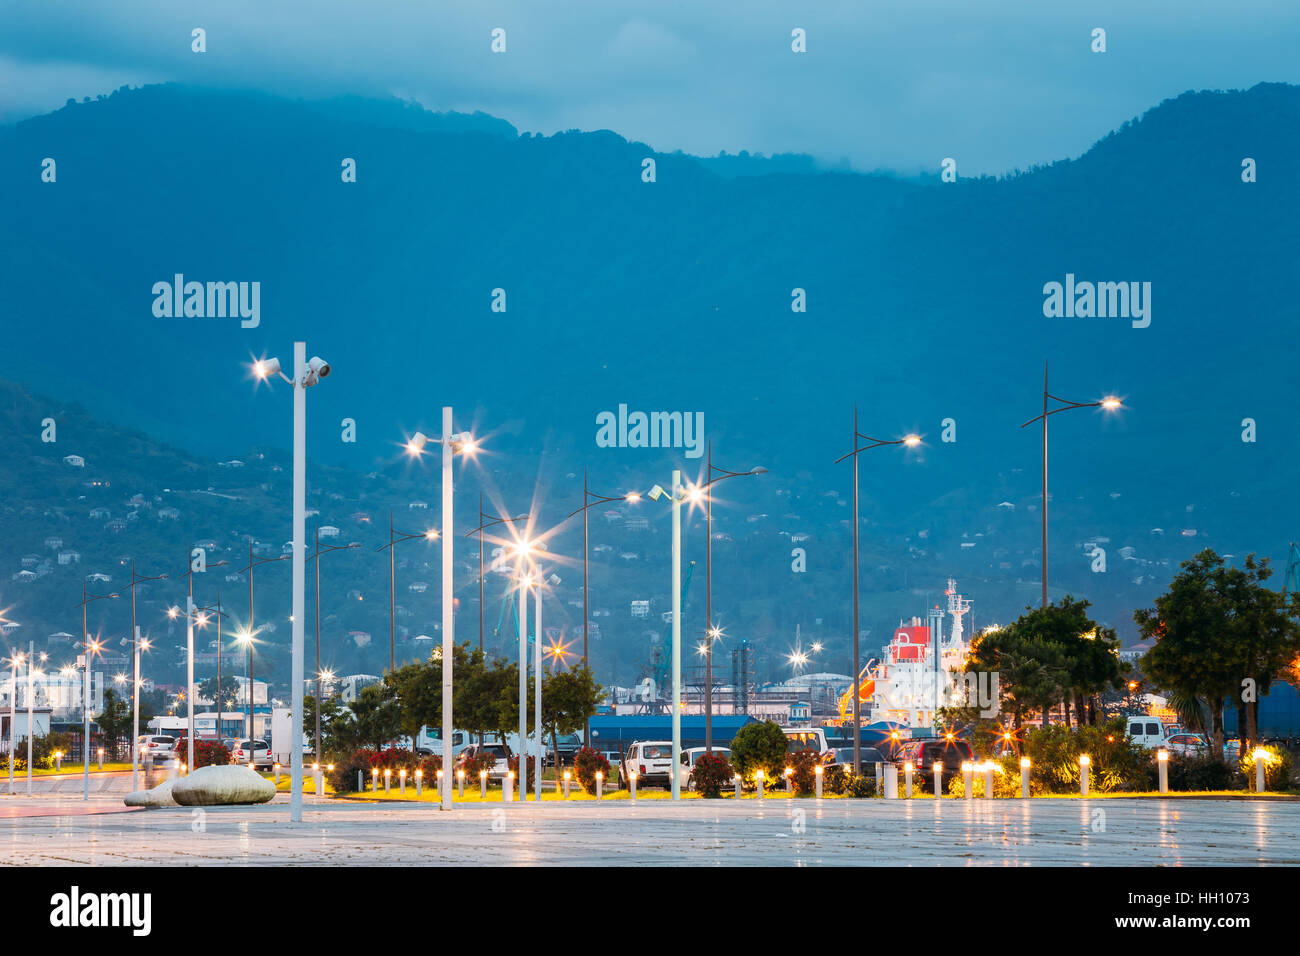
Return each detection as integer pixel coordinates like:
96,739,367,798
406,411,476,811
6,650,19,795
518,569,529,801
647,471,686,800
534,576,544,802
254,345,331,823
26,643,35,795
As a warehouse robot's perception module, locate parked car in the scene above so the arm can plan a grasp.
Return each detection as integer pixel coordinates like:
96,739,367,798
682,746,732,791
1163,732,1208,756
230,739,273,770
889,737,974,792
619,740,676,789
456,742,513,780
138,735,177,763
827,746,888,772
1126,717,1176,749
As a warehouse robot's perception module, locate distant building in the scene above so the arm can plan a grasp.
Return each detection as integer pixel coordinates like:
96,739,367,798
62,455,85,468
43,535,63,550
319,525,340,538
408,501,428,510
631,600,650,619
57,550,80,565
158,507,180,520
340,674,380,703
89,507,110,520
218,459,245,468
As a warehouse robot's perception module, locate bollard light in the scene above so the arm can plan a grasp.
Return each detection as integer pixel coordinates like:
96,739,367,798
784,767,793,793
630,770,638,803
97,747,104,770
595,770,603,800
55,751,63,772
1020,757,1031,798
506,770,515,802
480,768,488,799
903,761,914,799
932,761,943,798
1156,749,1168,794
982,760,995,799
563,769,571,800
1252,748,1268,793
961,761,973,800
384,768,392,794
415,768,424,797
1079,755,1091,797
399,768,407,795
814,763,824,799
274,762,282,785
883,762,898,799
734,774,742,800
457,768,465,798
756,768,765,801
371,767,378,792
357,769,363,792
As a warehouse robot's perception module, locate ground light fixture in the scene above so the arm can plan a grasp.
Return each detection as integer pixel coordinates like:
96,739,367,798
1021,363,1123,607
402,409,477,810
835,410,923,772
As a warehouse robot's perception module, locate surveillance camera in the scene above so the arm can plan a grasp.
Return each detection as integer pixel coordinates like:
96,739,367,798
308,356,330,378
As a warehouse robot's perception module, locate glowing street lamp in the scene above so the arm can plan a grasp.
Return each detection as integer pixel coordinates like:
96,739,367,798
567,474,643,748
75,583,117,800
1021,364,1123,607
378,513,439,673
698,444,766,752
403,411,477,811
835,411,923,773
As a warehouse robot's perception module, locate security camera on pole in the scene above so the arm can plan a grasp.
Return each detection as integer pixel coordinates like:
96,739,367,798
253,346,332,824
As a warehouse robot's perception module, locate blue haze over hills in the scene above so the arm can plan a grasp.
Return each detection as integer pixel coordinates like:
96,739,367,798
0,83,1296,688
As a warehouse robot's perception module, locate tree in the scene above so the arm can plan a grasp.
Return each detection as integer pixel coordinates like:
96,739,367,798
729,720,788,783
1137,549,1300,758
95,688,131,759
386,645,499,751
540,666,602,768
966,625,1068,727
303,694,350,753
198,675,239,712
347,683,403,753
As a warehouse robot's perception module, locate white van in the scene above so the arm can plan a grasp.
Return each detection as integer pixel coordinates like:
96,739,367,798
782,726,830,755
1126,717,1176,749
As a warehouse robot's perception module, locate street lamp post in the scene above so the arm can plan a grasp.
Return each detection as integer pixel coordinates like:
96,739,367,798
377,518,440,674
567,475,641,749
169,600,227,772
518,566,530,801
121,561,167,791
253,343,332,824
26,642,36,795
312,531,359,760
1021,364,1123,608
76,582,117,800
6,648,19,795
235,542,291,748
697,444,766,752
835,411,921,774
647,472,689,799
405,410,477,810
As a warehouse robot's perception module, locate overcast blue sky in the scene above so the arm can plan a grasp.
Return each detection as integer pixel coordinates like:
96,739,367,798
2,0,1297,174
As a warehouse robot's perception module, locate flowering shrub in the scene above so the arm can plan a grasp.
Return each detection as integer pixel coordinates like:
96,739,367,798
690,753,733,798
572,746,610,795
368,746,418,772
507,753,536,789
327,748,377,792
788,748,822,795
418,754,443,785
458,749,496,784
192,739,230,769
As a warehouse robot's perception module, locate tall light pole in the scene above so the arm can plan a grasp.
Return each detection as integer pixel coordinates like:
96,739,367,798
377,517,439,673
566,476,642,748
234,544,290,746
26,642,36,795
6,648,20,795
405,412,478,810
697,445,766,752
121,561,167,790
464,508,529,749
254,345,333,823
1021,364,1123,607
312,532,359,759
76,583,116,800
517,563,531,801
835,414,921,774
647,471,688,799
168,599,225,773
534,572,544,801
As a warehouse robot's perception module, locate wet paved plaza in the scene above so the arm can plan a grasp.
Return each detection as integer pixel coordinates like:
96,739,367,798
0,794,1295,865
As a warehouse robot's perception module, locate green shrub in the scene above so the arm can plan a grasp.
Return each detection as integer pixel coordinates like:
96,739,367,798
326,748,377,792
1236,744,1292,791
507,753,535,789
458,749,496,785
821,763,848,795
1019,719,1146,793
729,721,788,785
572,746,609,794
844,772,876,798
